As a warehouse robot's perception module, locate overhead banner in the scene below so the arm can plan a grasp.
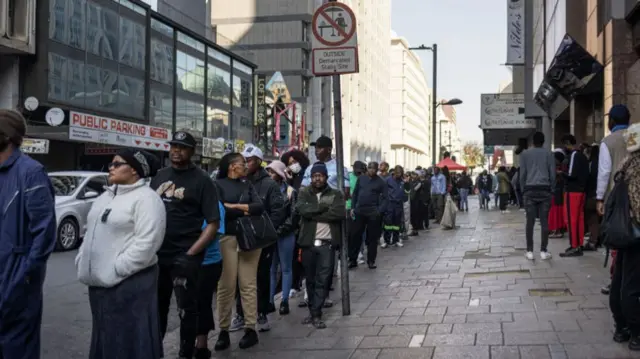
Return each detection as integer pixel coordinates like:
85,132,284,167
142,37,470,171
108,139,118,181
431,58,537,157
506,0,524,65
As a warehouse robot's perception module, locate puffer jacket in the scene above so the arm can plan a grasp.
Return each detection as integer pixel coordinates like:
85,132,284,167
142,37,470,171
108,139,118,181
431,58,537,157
276,182,299,237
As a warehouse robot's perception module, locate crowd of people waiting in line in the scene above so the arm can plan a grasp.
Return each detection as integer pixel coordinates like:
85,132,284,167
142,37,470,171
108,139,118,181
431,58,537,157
2,103,640,358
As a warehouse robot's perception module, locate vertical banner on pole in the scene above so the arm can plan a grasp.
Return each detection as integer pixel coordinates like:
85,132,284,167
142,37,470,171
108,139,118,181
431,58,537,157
506,0,524,65
312,0,359,316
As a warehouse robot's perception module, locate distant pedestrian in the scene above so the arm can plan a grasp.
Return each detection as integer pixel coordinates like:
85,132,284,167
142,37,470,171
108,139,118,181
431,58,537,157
383,166,406,248
559,134,589,258
76,148,165,359
0,110,57,359
519,131,555,261
431,167,447,222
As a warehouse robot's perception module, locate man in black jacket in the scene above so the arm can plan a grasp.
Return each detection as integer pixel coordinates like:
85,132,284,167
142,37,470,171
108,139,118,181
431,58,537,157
559,134,590,257
229,144,286,333
348,162,388,269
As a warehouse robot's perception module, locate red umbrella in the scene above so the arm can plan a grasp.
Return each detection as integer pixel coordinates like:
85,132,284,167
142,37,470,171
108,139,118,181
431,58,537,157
436,157,466,171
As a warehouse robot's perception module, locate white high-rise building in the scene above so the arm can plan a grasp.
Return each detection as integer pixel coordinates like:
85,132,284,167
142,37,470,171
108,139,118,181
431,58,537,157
388,35,433,169
436,104,463,164
337,0,392,164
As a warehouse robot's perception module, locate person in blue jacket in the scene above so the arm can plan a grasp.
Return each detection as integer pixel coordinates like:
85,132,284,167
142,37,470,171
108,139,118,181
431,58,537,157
0,110,57,359
382,165,407,248
194,201,225,359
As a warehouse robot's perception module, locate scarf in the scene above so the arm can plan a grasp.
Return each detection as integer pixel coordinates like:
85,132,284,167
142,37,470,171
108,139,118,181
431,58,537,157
622,151,640,220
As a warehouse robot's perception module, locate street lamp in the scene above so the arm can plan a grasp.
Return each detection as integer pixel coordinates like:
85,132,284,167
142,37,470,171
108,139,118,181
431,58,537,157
408,43,463,166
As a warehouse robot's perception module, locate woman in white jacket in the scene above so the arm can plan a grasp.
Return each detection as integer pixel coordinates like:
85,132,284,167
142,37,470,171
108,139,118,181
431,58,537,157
75,148,166,359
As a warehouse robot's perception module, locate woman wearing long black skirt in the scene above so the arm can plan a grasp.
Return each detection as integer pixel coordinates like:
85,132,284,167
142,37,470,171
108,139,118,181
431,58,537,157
75,148,166,359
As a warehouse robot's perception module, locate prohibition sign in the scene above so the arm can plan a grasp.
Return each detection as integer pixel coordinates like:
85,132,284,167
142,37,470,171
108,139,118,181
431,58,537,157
312,2,357,47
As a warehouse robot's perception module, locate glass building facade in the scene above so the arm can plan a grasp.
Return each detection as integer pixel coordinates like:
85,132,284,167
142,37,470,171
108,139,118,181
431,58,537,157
42,0,255,142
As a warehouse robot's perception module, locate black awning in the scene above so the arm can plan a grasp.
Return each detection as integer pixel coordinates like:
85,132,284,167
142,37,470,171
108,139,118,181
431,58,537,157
534,34,603,120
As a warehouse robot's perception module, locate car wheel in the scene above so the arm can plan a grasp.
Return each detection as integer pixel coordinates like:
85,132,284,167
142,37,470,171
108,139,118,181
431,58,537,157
57,217,79,251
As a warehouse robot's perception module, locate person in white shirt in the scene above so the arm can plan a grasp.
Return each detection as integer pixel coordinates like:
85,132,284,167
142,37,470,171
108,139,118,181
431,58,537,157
76,148,166,359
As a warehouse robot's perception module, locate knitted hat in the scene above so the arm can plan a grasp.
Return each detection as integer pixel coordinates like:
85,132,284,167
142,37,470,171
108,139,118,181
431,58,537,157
310,162,328,177
116,148,160,178
266,160,289,180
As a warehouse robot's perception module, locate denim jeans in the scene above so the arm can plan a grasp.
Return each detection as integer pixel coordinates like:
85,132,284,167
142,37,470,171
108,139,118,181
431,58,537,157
270,233,296,303
459,189,469,211
523,190,552,252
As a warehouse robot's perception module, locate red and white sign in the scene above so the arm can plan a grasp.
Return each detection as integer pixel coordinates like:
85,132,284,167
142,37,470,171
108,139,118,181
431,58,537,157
311,2,359,76
69,111,170,152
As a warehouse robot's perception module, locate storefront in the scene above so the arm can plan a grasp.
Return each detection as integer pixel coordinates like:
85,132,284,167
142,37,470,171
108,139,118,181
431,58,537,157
20,0,257,171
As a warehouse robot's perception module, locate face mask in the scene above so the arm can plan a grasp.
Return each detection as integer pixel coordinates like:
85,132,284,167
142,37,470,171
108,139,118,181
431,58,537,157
289,163,302,174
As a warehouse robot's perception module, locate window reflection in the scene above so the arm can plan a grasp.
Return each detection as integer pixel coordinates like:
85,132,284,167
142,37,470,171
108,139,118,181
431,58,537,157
50,0,86,50
177,51,205,95
232,75,251,109
206,107,229,139
151,89,173,130
207,64,231,104
176,97,204,138
151,39,174,85
118,75,145,116
86,2,119,60
120,18,146,70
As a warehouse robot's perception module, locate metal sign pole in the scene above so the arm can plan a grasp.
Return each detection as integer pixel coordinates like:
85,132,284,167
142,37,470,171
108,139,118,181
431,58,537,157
327,0,350,317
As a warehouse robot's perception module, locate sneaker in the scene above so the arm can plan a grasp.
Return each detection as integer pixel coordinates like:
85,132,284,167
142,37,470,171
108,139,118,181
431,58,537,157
194,347,212,359
601,284,611,295
229,313,245,332
614,327,631,343
214,330,230,351
368,262,377,269
312,317,327,329
381,243,388,248
348,260,358,269
279,300,290,315
289,289,298,298
323,298,334,308
540,251,552,260
629,335,640,351
238,328,259,349
395,242,404,248
559,247,583,257
525,251,534,260
257,313,271,332
357,253,366,264
298,300,308,308
302,315,313,325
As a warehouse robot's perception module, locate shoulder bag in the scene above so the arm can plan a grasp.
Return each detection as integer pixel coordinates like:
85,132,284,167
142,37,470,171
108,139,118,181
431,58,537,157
235,182,278,251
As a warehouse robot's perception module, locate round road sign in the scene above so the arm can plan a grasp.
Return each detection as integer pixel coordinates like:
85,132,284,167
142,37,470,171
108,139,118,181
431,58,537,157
312,2,357,47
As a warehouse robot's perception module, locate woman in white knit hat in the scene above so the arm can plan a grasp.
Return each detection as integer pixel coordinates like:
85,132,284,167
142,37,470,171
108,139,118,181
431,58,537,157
265,160,298,315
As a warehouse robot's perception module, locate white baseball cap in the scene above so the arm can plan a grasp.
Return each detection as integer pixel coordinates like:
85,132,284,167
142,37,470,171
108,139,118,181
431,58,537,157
241,143,264,160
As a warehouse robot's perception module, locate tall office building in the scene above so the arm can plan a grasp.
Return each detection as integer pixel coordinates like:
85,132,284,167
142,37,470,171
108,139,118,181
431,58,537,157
436,104,462,162
388,35,433,168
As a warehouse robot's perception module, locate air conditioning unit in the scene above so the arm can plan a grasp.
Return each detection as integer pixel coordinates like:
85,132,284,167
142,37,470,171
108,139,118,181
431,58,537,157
0,0,36,54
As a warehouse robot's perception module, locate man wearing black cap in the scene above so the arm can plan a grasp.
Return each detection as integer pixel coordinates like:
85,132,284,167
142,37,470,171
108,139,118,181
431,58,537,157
150,131,221,359
0,110,57,359
301,135,350,308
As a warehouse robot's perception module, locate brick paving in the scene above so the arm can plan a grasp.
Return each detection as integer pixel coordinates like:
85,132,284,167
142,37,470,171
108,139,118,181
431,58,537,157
164,199,639,359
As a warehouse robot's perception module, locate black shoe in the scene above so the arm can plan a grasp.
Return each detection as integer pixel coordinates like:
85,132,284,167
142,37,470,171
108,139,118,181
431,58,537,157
302,315,313,325
214,330,230,351
312,317,327,329
601,284,611,295
323,298,334,308
582,243,597,251
194,347,212,359
368,262,377,269
613,327,631,343
559,247,583,257
279,300,290,315
348,261,358,269
629,335,640,350
238,328,259,349
298,300,308,308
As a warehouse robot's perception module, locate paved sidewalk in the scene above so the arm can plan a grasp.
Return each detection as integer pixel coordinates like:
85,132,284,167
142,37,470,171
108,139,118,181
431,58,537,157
164,200,636,359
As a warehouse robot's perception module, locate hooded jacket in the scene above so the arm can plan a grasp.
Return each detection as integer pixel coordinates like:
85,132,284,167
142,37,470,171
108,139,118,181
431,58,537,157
75,180,166,287
276,182,299,237
248,168,287,229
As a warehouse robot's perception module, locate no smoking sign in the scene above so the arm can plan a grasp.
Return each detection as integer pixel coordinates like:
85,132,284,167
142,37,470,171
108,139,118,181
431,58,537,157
311,2,359,76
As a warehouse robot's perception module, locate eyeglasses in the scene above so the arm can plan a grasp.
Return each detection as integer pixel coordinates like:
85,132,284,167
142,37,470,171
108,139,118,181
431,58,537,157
108,161,129,169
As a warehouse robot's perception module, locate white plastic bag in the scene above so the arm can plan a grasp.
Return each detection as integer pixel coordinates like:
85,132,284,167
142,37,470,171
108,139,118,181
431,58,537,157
441,194,458,230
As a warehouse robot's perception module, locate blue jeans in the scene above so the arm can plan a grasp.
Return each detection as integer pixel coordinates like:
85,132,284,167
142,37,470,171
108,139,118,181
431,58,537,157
270,233,296,303
459,188,469,210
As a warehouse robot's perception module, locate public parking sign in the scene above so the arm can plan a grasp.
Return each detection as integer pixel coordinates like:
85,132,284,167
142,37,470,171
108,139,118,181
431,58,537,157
311,2,359,76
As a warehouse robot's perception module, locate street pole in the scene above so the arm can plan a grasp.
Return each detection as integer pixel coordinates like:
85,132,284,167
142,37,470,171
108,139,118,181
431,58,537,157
431,43,438,166
328,0,351,316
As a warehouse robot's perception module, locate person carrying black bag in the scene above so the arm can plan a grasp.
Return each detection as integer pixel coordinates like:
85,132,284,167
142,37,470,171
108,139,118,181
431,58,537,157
150,132,221,359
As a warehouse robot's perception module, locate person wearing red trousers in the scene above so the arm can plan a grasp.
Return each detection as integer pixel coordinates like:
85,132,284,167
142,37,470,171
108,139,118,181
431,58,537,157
559,134,590,257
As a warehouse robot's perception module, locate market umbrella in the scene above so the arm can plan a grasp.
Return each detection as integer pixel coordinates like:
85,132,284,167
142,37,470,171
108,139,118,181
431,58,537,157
436,157,466,171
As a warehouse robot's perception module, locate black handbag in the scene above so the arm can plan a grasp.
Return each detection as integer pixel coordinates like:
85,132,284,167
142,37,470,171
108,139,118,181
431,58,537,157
235,184,278,251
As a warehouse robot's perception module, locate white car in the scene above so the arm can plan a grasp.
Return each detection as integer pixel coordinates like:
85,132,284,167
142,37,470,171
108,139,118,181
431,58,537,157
49,171,109,251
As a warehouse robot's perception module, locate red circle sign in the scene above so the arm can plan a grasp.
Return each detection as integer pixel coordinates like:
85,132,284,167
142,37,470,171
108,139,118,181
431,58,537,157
312,2,356,47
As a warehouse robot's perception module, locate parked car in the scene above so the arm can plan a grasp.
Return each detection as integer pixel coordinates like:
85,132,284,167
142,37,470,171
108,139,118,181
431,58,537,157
49,171,109,251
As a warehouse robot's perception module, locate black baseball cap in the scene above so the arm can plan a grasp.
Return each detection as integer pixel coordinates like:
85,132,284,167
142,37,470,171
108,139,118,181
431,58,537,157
168,131,197,148
310,135,333,148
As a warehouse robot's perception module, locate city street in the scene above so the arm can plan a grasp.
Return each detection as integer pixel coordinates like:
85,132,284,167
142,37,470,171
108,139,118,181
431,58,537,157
42,199,634,359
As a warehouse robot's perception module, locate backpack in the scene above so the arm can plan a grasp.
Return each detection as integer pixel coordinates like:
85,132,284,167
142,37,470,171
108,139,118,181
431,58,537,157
601,170,640,251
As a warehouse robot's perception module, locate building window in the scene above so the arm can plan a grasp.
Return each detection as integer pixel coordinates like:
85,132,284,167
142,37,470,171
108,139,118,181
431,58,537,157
151,39,174,85
176,97,205,138
50,0,86,50
232,75,251,109
86,2,119,61
150,87,173,130
119,17,146,70
207,64,231,105
176,51,205,96
206,107,229,139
